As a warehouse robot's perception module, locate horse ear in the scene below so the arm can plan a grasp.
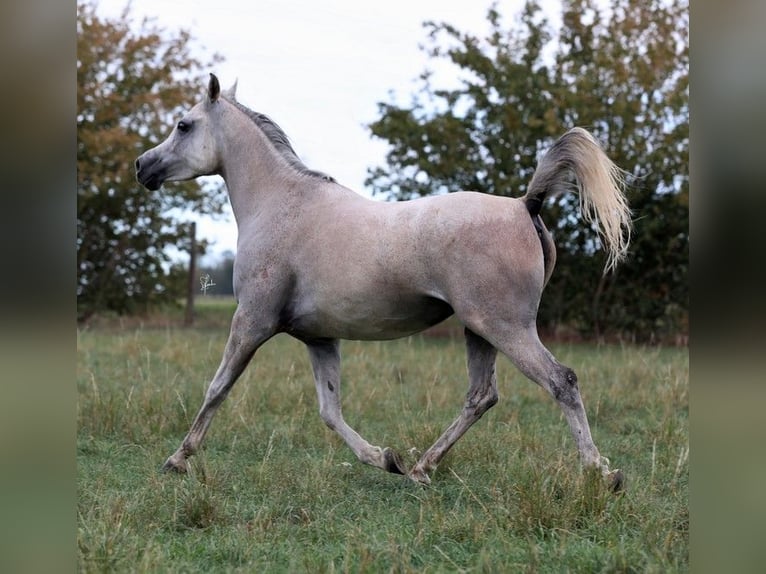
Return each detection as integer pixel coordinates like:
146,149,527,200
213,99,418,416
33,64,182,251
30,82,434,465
222,78,238,100
208,73,221,103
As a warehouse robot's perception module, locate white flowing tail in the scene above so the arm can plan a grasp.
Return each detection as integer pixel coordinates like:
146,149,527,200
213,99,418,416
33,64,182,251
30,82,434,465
523,127,632,272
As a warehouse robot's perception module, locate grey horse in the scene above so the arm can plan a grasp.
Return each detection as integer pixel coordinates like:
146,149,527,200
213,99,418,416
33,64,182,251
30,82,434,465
136,74,631,491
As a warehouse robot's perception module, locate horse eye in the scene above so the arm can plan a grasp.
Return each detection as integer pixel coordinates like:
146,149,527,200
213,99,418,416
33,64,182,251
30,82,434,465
177,120,191,133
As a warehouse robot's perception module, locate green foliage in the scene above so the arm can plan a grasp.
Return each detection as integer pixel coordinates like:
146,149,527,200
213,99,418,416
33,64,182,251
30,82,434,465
77,1,225,322
367,0,688,342
78,308,688,571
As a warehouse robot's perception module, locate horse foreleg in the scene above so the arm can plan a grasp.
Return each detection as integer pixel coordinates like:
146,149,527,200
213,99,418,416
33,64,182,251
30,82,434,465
162,309,272,473
409,329,499,485
306,339,407,475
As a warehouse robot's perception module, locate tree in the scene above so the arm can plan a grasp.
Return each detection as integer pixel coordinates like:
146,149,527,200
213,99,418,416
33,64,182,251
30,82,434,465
366,0,688,342
77,0,225,322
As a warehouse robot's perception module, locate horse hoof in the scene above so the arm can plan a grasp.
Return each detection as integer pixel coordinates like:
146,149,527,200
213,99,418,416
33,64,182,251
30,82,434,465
607,469,625,493
383,447,406,475
162,457,188,474
408,467,431,486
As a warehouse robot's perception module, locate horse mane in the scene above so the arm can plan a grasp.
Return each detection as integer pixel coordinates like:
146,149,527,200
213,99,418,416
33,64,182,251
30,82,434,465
225,97,335,183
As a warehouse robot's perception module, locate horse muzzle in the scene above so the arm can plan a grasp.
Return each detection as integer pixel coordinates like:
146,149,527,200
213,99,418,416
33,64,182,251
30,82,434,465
135,152,166,191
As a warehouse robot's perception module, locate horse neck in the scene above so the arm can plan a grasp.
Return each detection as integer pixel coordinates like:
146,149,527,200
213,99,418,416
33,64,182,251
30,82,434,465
217,113,307,225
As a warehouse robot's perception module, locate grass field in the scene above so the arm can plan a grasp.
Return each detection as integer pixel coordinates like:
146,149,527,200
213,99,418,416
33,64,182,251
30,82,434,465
77,298,688,572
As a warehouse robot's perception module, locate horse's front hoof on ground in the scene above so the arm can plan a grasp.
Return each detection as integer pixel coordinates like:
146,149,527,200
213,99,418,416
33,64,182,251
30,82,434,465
607,469,625,493
162,456,188,474
383,447,407,475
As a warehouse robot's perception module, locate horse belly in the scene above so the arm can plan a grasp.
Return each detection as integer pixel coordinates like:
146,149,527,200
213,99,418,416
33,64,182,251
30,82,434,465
282,292,454,341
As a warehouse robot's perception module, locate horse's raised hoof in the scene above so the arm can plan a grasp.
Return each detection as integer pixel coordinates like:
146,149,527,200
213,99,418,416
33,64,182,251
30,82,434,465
383,447,406,475
607,469,625,493
161,456,188,474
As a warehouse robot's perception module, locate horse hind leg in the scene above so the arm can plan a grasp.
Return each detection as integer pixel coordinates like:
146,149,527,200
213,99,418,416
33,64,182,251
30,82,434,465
409,328,499,485
306,339,407,476
490,324,625,492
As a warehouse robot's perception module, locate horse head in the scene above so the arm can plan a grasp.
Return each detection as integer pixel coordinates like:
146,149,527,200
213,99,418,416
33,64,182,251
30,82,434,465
135,74,233,190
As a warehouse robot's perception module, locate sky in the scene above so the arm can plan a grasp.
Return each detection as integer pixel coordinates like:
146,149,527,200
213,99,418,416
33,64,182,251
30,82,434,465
96,0,564,261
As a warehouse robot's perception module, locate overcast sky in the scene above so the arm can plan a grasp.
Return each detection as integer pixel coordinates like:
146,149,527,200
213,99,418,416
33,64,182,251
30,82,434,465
96,0,564,260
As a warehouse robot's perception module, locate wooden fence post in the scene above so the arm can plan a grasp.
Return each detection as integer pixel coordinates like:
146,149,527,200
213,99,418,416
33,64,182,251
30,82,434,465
184,221,196,326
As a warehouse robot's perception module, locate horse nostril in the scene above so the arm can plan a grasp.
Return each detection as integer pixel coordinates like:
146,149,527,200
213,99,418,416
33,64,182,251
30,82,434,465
135,158,141,172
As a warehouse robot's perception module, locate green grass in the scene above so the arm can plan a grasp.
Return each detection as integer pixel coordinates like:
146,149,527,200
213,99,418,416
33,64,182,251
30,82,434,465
77,300,688,572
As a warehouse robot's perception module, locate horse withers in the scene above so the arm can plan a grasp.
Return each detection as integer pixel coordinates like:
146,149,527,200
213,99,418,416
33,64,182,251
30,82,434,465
136,74,630,492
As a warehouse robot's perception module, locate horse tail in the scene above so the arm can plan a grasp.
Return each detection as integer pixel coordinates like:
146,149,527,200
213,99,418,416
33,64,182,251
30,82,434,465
523,127,632,272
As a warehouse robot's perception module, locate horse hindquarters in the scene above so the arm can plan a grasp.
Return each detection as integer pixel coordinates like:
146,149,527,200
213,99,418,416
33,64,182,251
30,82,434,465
423,236,622,489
